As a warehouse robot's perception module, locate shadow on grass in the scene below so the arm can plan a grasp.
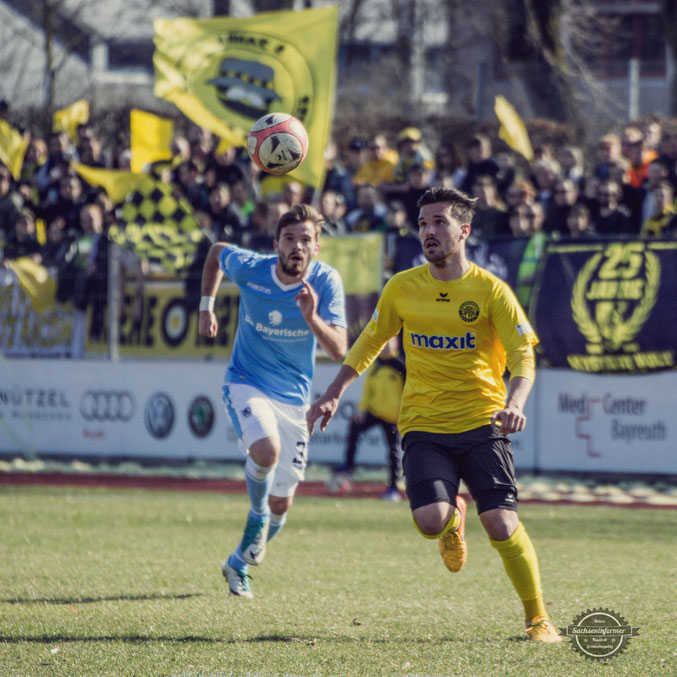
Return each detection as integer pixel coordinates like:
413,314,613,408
0,633,460,645
0,592,204,605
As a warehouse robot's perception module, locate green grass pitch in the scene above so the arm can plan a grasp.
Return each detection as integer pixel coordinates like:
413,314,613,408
1,485,675,676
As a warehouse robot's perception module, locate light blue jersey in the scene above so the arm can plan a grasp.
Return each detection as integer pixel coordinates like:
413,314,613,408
220,245,346,406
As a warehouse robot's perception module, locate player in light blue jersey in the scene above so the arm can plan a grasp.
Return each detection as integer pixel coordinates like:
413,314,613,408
199,204,347,598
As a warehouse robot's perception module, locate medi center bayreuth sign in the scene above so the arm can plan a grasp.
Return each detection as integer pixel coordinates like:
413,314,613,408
531,239,677,374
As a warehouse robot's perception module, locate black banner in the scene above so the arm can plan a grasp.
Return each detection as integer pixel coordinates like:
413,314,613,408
531,239,677,373
466,236,530,291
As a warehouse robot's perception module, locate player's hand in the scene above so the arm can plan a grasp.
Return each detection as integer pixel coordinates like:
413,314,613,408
307,392,340,435
491,404,526,433
295,280,318,324
198,310,218,338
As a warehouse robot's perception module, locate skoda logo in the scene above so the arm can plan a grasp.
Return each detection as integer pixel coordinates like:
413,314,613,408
188,395,215,438
80,391,134,422
144,392,175,439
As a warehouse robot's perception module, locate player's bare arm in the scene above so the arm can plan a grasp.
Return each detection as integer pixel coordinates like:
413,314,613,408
306,364,359,434
295,280,348,360
198,243,229,338
491,375,533,433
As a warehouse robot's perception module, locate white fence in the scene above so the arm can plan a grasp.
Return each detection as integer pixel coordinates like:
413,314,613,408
0,359,674,475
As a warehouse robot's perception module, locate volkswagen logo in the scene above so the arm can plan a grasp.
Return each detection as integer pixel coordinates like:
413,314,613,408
144,392,175,439
80,391,135,422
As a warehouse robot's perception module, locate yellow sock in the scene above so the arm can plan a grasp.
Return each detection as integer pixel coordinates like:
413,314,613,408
490,521,548,622
412,507,461,539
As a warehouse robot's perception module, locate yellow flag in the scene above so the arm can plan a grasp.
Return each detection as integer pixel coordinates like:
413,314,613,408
53,99,90,140
7,257,56,313
72,162,147,204
130,109,173,173
494,95,534,161
0,119,29,180
153,6,338,189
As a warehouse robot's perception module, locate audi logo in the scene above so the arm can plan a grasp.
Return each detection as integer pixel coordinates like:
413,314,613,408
80,391,135,422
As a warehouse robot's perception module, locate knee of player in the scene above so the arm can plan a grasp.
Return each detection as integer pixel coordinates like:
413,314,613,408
412,504,454,537
269,494,293,516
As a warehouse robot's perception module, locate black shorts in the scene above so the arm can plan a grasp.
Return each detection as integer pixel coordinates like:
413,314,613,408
402,424,518,514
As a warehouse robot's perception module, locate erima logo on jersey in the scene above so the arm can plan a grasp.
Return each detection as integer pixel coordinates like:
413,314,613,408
246,281,271,294
410,331,477,350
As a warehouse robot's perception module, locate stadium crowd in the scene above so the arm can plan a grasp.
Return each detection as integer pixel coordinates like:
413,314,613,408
1,108,677,322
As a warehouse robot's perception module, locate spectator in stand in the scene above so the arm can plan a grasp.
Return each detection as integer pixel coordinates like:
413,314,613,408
281,181,303,210
1,209,41,265
242,200,284,253
42,172,86,232
565,203,596,238
621,126,657,189
205,144,246,187
494,150,518,199
643,117,662,153
343,138,366,206
543,178,579,236
171,136,192,165
471,175,509,238
34,130,74,200
430,140,462,190
21,138,47,181
558,145,585,186
658,127,677,189
640,159,670,225
508,203,549,309
229,178,255,226
640,181,677,238
345,184,388,232
190,126,215,171
69,203,110,350
400,163,432,228
459,134,499,195
323,139,354,207
177,159,209,212
531,158,560,213
593,133,622,180
76,123,105,167
207,183,243,243
496,179,536,235
594,179,632,235
319,189,347,235
0,163,22,241
391,127,434,186
353,133,398,188
41,213,77,270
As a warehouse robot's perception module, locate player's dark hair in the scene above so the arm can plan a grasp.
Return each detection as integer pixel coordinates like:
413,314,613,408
275,203,324,240
417,186,477,224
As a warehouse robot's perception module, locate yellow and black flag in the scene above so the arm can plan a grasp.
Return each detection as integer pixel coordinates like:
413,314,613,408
72,163,202,273
153,6,338,189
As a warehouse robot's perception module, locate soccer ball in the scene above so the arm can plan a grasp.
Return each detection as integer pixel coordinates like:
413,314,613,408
247,113,309,175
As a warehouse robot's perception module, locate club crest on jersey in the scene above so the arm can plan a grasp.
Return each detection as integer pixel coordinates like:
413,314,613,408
459,301,480,322
268,310,283,326
410,331,477,350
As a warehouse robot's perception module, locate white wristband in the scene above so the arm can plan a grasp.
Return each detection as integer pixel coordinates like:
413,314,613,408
199,296,215,312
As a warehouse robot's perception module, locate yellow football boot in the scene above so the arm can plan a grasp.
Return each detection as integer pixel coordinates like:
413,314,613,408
438,496,467,573
526,616,564,643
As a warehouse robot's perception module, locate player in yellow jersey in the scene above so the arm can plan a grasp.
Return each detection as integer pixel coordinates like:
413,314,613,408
307,186,562,643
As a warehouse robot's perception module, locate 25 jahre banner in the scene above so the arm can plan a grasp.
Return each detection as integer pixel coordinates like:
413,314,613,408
531,239,677,373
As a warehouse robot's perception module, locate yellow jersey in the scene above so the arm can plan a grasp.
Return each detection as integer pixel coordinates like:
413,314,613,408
344,262,538,435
